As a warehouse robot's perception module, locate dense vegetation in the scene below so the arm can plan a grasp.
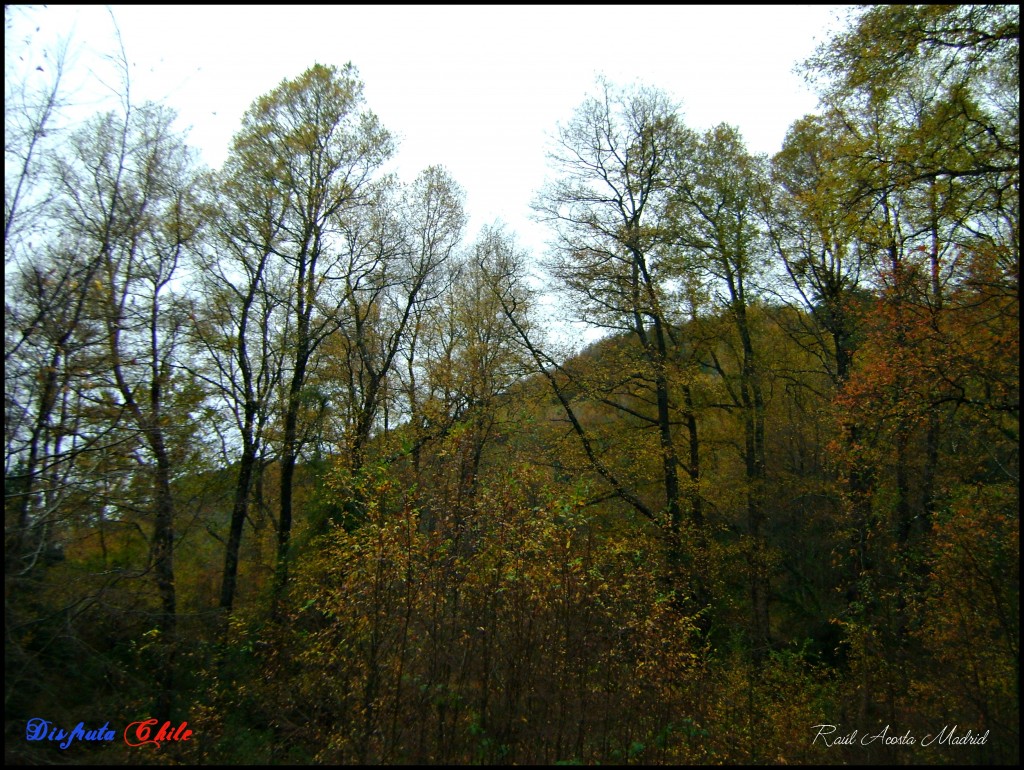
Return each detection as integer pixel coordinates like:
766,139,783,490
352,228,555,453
5,5,1018,764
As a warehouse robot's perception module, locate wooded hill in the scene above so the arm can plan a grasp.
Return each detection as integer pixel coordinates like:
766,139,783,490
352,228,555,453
5,5,1018,764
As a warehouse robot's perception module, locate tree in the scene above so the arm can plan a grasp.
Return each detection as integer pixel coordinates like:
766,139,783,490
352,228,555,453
6,16,208,725
800,3,1019,734
393,172,472,484
4,15,70,258
47,95,204,718
532,80,709,620
333,165,465,478
804,1,1018,571
766,113,871,385
4,19,78,577
187,162,288,615
439,225,545,514
669,123,775,654
762,114,878,654
226,63,393,595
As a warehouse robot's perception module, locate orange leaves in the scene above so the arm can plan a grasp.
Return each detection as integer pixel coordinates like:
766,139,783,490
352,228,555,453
906,483,1020,746
833,240,1016,459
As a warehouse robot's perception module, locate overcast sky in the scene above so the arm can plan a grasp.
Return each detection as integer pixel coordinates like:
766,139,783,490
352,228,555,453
8,5,852,235
7,5,851,341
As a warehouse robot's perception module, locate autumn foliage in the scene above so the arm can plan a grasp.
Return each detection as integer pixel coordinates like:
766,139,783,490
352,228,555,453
5,5,1018,765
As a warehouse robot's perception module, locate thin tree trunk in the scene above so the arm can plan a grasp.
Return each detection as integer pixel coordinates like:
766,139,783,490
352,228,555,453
151,438,177,722
220,437,256,613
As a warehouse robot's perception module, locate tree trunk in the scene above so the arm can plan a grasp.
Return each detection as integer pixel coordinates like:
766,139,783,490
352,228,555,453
219,436,256,614
150,430,177,722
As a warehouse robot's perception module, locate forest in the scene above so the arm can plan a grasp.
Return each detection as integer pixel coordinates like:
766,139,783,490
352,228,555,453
4,5,1018,765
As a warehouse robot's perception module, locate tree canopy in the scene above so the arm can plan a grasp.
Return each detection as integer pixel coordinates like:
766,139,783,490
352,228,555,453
5,6,1018,765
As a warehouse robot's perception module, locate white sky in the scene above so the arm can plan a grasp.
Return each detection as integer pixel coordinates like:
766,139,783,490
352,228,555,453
7,4,851,342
